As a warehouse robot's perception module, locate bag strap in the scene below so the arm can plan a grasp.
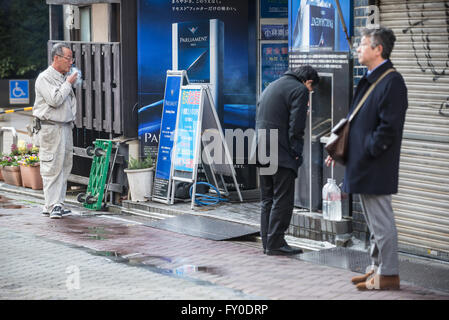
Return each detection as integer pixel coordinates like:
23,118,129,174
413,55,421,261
348,68,396,122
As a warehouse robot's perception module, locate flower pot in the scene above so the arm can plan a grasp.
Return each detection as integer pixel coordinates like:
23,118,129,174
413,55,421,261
1,166,22,187
0,166,3,181
124,167,154,202
20,164,43,190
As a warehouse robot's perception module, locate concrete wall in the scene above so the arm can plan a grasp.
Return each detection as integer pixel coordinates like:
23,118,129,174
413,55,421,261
91,3,109,42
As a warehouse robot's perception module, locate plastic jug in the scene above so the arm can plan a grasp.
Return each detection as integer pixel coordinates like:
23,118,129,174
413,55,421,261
322,179,331,220
322,178,342,221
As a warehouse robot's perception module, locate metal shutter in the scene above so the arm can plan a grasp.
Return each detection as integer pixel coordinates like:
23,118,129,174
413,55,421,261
379,0,449,261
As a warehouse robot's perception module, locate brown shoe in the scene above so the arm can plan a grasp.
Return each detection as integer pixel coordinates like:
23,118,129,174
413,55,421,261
356,274,400,291
351,270,374,285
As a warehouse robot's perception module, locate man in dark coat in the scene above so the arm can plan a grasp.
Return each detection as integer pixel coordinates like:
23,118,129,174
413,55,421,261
256,66,319,256
326,27,408,290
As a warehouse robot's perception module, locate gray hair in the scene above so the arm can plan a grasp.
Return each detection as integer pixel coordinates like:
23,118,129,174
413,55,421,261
361,27,396,60
51,42,71,60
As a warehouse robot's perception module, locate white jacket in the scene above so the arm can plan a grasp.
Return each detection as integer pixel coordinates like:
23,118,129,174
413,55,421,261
33,66,76,123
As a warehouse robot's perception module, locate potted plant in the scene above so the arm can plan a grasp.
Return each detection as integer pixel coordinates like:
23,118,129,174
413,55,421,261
124,154,154,202
1,150,23,187
19,153,43,190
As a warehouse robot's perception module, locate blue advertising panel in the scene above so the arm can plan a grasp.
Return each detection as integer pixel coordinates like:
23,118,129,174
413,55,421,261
261,0,288,18
261,24,289,41
289,0,352,53
261,44,289,92
137,0,257,130
177,21,210,83
138,100,163,159
173,88,202,174
152,73,184,202
155,75,183,180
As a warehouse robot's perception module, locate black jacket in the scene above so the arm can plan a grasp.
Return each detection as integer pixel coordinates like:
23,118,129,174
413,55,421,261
343,60,408,194
255,70,309,177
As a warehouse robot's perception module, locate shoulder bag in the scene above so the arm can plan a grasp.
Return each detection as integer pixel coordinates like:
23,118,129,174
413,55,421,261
325,68,395,165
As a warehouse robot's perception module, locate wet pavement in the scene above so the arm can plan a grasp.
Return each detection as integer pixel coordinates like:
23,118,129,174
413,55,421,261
0,191,448,300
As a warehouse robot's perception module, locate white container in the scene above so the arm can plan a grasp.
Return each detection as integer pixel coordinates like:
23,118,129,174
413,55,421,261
322,178,332,220
124,167,154,202
322,178,342,221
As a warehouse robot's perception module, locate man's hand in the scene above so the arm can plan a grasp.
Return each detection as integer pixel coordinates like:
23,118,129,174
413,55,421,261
325,155,335,167
67,71,78,85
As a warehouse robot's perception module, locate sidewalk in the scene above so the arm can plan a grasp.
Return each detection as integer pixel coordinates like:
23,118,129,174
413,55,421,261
0,186,448,300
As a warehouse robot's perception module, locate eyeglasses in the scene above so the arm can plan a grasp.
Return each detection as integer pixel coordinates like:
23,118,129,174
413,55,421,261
57,55,75,63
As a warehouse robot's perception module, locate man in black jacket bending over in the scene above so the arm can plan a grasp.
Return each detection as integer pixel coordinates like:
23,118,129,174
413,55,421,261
256,66,319,256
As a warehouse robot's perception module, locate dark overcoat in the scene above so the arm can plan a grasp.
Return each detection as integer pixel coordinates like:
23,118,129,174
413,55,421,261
343,60,408,195
255,70,309,177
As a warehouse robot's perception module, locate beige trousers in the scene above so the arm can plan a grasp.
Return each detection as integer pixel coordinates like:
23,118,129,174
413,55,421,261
38,123,73,212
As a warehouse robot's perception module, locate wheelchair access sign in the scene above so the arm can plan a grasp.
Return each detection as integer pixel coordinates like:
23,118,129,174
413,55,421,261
9,80,29,104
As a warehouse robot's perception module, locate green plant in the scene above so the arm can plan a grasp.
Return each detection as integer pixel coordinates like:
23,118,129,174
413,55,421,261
17,143,35,155
20,154,39,167
10,144,19,156
1,154,21,167
126,155,153,170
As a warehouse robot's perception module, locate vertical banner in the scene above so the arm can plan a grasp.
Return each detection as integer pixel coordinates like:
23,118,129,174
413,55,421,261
152,71,185,202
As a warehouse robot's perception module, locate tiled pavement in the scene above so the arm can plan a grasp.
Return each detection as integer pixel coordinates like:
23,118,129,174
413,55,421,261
0,193,448,300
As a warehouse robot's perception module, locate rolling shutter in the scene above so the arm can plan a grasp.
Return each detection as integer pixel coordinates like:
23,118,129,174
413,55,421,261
379,0,449,260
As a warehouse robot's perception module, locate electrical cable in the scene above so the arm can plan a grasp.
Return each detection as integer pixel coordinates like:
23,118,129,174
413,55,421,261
189,182,229,206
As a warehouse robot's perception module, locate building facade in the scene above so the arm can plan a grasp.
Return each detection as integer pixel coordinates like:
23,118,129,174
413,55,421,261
46,0,449,261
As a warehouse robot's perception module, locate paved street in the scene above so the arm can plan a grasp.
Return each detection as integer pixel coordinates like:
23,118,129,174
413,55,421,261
0,192,448,301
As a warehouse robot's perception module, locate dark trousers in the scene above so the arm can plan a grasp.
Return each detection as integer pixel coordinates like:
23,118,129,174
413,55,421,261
260,167,296,250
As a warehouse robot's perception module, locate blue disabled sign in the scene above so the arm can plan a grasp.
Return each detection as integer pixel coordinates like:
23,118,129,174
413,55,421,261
9,80,29,104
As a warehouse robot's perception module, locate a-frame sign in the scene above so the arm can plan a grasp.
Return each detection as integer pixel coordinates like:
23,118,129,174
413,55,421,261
152,70,189,204
170,85,242,209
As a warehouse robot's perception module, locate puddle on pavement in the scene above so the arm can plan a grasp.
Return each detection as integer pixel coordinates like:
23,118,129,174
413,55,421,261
87,226,108,240
49,217,129,241
87,249,222,278
0,195,27,210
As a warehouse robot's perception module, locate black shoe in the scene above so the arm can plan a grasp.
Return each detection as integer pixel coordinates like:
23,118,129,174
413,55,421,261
266,245,303,256
50,206,63,219
41,211,50,217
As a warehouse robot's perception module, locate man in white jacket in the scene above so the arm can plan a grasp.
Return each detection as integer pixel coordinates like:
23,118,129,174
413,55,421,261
33,43,78,219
